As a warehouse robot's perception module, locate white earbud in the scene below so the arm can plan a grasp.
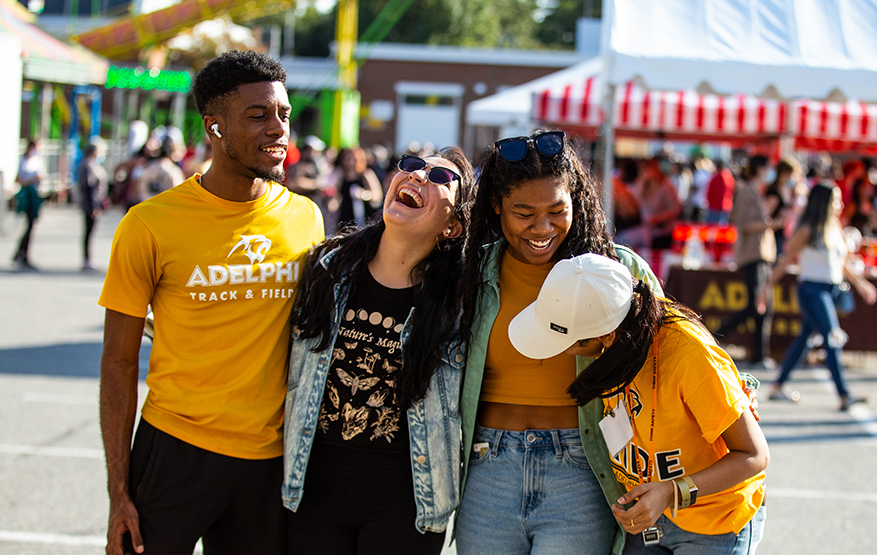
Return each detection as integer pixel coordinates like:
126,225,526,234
211,124,222,138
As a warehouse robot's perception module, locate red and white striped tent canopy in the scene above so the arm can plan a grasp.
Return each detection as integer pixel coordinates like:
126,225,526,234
530,59,787,144
792,100,877,152
525,59,877,152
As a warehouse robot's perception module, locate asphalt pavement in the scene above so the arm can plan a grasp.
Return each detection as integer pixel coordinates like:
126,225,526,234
1,204,876,554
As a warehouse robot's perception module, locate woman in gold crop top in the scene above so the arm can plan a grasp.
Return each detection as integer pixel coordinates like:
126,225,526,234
454,130,663,555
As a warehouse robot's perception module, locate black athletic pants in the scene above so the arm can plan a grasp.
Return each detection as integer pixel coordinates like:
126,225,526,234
126,419,286,555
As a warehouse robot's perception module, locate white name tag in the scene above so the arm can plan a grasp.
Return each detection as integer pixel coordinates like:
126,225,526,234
599,408,634,458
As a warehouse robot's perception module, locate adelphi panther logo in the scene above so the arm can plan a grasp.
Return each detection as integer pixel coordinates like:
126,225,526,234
228,235,272,263
185,233,298,301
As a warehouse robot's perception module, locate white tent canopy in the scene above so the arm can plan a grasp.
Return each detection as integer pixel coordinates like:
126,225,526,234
603,0,877,101
466,57,602,127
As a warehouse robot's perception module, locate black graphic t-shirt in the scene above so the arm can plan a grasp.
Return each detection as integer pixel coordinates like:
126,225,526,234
317,269,416,452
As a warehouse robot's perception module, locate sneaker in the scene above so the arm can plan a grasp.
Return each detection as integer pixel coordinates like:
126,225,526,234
13,258,37,271
768,389,801,402
840,395,867,411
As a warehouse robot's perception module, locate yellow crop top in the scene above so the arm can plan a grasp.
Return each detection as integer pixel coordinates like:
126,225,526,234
481,250,578,406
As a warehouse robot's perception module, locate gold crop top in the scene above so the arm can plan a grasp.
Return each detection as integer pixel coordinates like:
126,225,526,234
481,250,578,406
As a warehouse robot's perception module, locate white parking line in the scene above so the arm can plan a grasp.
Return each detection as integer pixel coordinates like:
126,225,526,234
769,487,877,503
23,392,97,405
0,530,104,547
0,444,103,459
0,531,205,553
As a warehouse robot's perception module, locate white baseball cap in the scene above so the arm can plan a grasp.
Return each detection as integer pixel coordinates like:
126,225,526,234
509,254,633,359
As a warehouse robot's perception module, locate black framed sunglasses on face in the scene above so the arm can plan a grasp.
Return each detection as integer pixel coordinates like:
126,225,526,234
494,131,566,162
397,155,461,186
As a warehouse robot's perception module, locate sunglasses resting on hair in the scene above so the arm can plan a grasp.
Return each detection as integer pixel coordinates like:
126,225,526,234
494,131,566,162
397,155,461,185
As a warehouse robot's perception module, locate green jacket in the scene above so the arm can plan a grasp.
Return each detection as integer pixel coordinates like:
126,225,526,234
459,242,663,555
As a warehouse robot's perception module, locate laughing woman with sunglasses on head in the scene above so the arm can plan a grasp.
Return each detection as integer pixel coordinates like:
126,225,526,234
455,130,663,555
282,147,473,554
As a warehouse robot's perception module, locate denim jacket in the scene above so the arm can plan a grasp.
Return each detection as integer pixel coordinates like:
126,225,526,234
458,241,663,554
282,247,465,533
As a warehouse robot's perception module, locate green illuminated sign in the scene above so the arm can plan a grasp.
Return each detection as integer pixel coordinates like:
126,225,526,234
105,66,192,93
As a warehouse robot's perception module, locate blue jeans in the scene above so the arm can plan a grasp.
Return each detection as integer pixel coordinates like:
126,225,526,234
706,210,729,225
776,281,849,397
455,425,615,555
623,505,766,555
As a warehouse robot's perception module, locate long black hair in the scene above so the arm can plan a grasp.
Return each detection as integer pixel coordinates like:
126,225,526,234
458,130,617,343
291,146,474,409
796,182,837,248
566,280,705,406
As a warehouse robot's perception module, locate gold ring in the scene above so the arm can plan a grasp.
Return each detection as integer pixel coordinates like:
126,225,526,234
630,518,635,527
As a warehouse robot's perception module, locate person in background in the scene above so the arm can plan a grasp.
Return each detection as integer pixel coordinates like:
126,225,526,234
285,136,332,230
12,140,45,270
838,159,866,206
112,146,148,211
714,155,780,369
688,157,714,222
841,177,877,237
97,50,324,555
509,253,768,555
637,157,683,251
667,159,693,207
764,159,794,255
331,146,383,231
705,159,735,225
284,147,473,554
759,183,877,410
612,158,645,248
78,139,108,271
182,137,213,177
132,137,185,205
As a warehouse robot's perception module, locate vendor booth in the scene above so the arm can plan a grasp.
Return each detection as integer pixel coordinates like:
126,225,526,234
0,0,108,204
599,0,877,353
468,0,877,354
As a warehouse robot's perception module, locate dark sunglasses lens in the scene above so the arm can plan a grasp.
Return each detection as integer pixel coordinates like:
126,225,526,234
398,156,426,173
427,168,456,185
534,133,564,156
497,139,528,162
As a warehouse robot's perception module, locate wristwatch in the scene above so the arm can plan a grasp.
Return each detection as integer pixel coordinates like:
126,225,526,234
674,476,699,508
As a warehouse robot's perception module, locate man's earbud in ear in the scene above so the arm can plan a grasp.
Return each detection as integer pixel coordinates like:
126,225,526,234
211,124,222,138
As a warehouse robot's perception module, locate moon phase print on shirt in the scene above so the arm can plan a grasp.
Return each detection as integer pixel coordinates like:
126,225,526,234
318,271,415,447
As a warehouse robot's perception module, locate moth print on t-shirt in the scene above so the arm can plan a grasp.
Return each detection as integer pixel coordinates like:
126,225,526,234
318,272,415,448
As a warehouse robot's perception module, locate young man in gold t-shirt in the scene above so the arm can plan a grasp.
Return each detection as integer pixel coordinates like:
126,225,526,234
98,50,323,555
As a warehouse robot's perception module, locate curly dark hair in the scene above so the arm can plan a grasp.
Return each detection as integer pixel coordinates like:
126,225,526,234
291,146,474,409
192,50,287,117
566,279,705,406
457,130,617,343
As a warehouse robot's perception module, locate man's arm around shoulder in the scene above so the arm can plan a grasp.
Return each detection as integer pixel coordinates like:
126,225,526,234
100,309,146,555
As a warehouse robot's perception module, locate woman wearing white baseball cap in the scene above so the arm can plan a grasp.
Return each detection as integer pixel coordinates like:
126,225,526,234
510,253,769,555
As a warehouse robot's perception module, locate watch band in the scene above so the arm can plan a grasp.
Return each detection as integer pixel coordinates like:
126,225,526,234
672,477,691,508
682,475,698,506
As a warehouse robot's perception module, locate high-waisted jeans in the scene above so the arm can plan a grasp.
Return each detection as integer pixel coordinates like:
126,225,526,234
455,425,615,555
